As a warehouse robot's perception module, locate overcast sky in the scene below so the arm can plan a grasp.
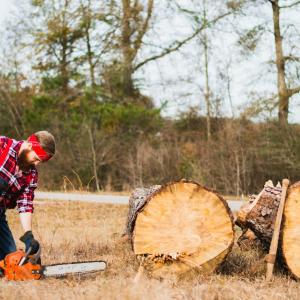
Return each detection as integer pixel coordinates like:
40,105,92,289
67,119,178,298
0,1,14,22
1,1,300,123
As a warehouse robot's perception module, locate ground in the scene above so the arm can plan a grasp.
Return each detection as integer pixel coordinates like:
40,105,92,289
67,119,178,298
0,201,299,300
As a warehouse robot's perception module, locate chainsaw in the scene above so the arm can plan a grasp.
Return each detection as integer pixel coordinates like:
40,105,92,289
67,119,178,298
0,246,107,281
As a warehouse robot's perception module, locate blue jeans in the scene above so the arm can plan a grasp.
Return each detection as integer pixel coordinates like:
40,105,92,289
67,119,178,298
0,209,17,260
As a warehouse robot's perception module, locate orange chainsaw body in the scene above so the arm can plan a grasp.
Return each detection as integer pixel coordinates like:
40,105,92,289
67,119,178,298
0,250,42,281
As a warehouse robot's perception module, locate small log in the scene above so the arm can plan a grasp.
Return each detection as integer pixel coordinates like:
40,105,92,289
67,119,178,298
125,180,234,278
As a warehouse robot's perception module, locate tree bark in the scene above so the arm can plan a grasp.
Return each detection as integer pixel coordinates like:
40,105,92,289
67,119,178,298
121,0,135,98
271,0,289,124
60,0,70,94
84,2,96,89
120,0,154,100
236,180,282,249
202,0,211,141
125,184,162,237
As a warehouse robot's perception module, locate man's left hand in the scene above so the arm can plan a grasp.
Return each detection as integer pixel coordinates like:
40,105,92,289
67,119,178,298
20,231,40,254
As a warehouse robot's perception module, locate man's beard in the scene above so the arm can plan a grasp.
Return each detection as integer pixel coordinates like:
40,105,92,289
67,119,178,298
17,149,34,172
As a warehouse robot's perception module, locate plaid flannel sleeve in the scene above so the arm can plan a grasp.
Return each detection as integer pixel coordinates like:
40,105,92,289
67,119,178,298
17,171,38,213
0,136,7,150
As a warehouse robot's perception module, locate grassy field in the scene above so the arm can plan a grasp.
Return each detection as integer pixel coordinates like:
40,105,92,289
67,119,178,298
0,201,299,300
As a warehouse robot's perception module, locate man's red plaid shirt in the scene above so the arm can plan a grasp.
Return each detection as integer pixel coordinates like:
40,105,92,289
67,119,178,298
0,136,38,213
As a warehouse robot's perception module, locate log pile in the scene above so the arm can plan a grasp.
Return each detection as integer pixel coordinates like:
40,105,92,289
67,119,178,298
236,180,300,280
125,180,234,278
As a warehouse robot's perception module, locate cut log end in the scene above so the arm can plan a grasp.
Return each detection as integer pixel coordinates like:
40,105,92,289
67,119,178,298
128,180,234,277
283,182,300,280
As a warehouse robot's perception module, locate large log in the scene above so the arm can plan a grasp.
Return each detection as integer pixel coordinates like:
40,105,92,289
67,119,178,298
282,182,300,280
125,180,234,278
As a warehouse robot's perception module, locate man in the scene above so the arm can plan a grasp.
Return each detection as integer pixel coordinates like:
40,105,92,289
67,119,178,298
0,131,55,260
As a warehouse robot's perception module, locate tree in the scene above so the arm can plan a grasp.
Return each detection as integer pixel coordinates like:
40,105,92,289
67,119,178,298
269,0,300,124
99,0,154,105
120,0,154,98
238,0,300,124
29,0,85,94
78,0,114,93
175,0,241,139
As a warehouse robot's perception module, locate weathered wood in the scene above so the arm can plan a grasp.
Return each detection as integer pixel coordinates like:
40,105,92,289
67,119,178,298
266,179,289,281
236,180,282,249
125,180,234,278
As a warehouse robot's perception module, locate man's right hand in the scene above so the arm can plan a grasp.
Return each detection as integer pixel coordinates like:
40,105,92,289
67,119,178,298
20,231,40,254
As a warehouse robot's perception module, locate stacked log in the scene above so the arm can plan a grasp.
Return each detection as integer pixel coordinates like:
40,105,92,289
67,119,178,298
236,180,300,280
236,180,282,249
125,180,234,278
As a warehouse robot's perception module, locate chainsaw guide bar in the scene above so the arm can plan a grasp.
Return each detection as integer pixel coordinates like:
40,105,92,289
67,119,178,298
42,261,107,277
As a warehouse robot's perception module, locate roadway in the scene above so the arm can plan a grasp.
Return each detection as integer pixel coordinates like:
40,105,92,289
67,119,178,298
35,191,244,211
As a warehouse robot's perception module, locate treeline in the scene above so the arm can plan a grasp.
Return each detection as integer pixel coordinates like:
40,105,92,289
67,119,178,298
2,99,300,195
1,0,300,195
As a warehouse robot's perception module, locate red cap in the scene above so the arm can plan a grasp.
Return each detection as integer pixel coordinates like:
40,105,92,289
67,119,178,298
28,134,52,162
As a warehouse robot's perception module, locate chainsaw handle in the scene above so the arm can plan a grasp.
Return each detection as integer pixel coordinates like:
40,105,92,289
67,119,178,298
19,246,42,266
29,246,41,264
19,247,32,266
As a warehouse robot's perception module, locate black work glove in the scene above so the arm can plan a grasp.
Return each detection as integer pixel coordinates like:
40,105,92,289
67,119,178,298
0,177,9,192
20,231,40,255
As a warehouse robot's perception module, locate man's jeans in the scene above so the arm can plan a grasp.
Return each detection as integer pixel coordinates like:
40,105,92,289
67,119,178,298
0,208,16,260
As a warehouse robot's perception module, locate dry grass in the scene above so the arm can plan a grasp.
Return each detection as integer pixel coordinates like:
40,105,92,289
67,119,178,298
0,201,299,300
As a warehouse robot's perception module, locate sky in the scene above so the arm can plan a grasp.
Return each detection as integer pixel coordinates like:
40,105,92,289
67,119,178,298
0,1,14,23
0,0,300,123
136,1,300,123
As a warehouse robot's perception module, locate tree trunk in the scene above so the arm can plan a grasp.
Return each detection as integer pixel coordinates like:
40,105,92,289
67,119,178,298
271,0,289,124
125,180,234,278
87,126,100,192
60,0,70,94
203,0,211,141
85,20,95,89
121,0,135,98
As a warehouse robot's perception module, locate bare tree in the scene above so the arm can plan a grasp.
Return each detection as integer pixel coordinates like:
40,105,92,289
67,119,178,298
202,0,211,140
120,0,154,97
269,0,300,124
238,0,300,124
